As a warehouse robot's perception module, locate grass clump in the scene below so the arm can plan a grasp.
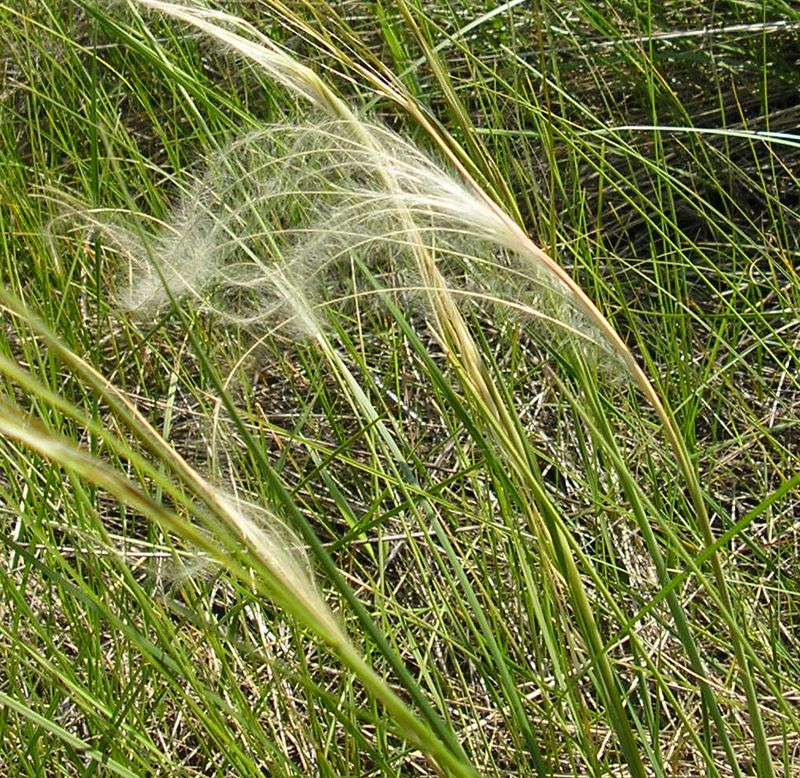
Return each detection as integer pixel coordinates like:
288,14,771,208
1,0,798,776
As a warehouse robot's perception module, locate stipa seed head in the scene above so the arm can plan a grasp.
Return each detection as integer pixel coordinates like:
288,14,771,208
112,119,621,373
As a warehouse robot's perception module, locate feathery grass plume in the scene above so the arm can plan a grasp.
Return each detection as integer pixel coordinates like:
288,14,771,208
0,293,337,642
118,2,774,776
0,403,334,638
116,119,618,362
